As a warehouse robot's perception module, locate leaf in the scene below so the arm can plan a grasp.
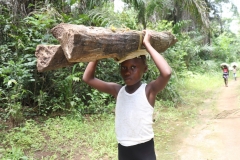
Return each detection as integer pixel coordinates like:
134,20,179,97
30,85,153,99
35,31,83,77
24,47,35,51
7,79,17,87
72,77,80,82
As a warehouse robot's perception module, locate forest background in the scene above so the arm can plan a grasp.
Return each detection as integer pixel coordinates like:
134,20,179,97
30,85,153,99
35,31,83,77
0,0,240,159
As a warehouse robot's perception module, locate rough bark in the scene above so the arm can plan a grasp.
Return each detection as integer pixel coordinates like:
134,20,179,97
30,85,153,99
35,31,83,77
35,23,178,72
51,23,177,62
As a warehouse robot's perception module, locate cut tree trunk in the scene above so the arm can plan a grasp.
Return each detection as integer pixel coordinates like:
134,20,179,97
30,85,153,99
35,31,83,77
35,23,178,72
51,23,177,61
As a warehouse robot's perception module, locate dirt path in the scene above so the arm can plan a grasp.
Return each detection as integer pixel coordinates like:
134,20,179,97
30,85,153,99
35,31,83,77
177,79,240,160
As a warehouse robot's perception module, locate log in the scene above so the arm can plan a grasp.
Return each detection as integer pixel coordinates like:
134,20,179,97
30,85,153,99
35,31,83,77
35,23,178,72
35,45,76,72
51,23,178,62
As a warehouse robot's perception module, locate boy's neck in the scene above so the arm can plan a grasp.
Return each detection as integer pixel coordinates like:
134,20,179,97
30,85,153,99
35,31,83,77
125,81,142,94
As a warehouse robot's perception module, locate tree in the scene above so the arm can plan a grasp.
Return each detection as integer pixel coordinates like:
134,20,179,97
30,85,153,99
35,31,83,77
121,0,210,30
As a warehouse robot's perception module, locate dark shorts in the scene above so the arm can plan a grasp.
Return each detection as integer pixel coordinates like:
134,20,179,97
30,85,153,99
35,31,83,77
223,72,228,79
118,139,156,160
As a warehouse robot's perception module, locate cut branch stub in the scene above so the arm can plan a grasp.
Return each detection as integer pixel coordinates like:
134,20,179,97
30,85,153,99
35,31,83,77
51,23,178,62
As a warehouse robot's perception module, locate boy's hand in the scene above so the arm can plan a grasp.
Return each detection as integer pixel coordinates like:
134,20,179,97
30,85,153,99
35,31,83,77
143,30,151,46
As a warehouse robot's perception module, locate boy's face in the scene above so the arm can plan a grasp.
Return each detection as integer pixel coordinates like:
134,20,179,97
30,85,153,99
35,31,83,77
120,58,147,86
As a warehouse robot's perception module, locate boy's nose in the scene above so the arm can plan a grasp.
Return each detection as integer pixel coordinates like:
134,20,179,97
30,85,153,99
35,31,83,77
124,68,131,75
125,70,131,75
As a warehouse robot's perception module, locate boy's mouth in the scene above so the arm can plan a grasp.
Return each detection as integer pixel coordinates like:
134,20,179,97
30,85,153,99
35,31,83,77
123,77,131,81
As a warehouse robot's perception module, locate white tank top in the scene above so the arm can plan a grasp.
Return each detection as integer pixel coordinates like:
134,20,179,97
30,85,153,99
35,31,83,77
115,83,154,146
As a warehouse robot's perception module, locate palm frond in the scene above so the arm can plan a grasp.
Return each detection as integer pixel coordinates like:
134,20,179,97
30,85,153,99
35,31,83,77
181,0,210,29
87,7,121,27
201,44,214,52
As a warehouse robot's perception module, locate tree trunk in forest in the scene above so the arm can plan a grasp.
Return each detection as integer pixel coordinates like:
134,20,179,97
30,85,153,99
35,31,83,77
35,23,177,72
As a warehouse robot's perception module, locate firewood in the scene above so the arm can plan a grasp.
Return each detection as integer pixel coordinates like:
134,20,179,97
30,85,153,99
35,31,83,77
35,23,177,72
51,23,177,62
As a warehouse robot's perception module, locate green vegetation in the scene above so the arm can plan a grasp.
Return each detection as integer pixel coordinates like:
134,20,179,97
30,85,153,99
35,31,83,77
0,72,225,159
0,0,240,159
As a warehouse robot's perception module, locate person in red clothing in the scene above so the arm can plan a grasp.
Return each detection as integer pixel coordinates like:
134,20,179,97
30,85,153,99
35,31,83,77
221,65,229,87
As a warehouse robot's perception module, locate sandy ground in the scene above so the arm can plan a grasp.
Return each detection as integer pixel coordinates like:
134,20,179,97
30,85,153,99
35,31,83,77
177,79,240,160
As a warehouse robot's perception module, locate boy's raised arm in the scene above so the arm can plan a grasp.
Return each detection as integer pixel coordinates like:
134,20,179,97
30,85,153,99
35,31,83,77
143,30,172,94
82,61,121,98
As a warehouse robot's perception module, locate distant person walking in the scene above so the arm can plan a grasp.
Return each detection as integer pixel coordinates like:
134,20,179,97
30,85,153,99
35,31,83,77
221,65,229,87
232,65,237,81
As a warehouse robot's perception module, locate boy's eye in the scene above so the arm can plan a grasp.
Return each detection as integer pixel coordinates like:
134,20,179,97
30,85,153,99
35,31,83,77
120,66,137,72
131,66,136,70
121,66,127,70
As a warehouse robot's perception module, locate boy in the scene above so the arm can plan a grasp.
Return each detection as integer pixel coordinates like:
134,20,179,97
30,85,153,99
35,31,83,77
82,30,172,160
